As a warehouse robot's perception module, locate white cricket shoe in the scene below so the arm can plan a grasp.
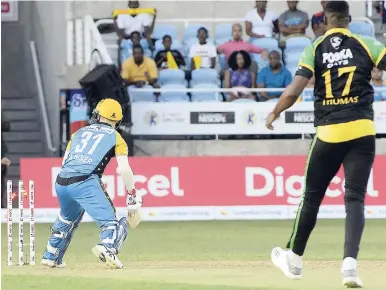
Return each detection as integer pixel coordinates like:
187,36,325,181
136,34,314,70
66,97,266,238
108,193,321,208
40,259,67,268
92,244,123,269
342,257,363,288
271,247,303,280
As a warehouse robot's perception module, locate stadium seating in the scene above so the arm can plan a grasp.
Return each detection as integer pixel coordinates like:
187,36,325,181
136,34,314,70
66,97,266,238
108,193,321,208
182,24,210,43
121,39,150,50
285,37,312,52
191,69,220,86
152,24,179,39
191,83,222,102
154,38,183,51
214,23,233,42
287,65,298,77
120,48,152,61
232,98,256,103
215,37,232,46
349,21,374,37
250,53,268,72
128,85,156,102
159,84,190,102
301,91,315,102
219,54,227,70
251,38,279,52
159,69,186,86
284,51,303,67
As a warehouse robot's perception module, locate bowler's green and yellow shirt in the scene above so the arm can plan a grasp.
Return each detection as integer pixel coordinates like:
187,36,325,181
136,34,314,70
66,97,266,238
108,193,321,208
296,28,386,143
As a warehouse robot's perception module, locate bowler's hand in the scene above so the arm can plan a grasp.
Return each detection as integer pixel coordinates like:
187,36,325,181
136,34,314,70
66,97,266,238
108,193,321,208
265,112,280,130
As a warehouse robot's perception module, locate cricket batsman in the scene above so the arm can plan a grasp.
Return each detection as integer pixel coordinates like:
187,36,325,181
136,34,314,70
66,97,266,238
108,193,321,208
41,98,142,269
266,1,386,288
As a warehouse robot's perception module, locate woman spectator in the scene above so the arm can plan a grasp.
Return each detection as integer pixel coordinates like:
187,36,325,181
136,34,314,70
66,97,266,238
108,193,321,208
224,50,256,102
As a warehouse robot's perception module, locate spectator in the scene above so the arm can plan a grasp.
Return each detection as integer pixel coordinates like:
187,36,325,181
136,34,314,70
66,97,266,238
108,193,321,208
375,1,386,27
121,45,159,88
224,50,256,102
115,1,156,45
257,50,292,101
218,24,265,60
245,1,279,38
278,1,309,45
372,67,386,101
154,35,185,69
1,113,11,208
189,27,217,70
311,1,327,38
129,31,141,45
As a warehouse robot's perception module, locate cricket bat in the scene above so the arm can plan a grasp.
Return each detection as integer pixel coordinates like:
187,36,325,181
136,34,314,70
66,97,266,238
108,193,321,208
127,211,141,228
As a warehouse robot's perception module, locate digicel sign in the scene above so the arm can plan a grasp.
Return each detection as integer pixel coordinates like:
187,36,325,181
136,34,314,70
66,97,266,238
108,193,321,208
20,156,386,210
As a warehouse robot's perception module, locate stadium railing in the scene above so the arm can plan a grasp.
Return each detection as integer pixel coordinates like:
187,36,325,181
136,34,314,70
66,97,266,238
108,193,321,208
128,87,386,139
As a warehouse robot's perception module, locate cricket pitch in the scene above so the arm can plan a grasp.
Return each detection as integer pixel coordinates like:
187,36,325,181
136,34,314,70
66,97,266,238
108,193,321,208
2,220,386,290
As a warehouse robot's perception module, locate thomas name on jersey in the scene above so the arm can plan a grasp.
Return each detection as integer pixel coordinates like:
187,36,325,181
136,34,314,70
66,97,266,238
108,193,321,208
322,48,353,68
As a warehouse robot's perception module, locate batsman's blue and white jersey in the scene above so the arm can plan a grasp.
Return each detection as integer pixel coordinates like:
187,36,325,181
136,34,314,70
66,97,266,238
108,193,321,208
60,123,128,178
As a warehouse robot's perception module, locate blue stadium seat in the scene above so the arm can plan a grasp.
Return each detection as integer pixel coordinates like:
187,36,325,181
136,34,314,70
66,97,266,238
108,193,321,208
120,39,149,50
159,84,190,102
120,48,132,62
285,37,312,52
301,90,315,102
219,54,227,69
152,24,178,39
120,46,152,62
215,37,232,46
159,69,186,86
128,85,156,102
191,69,220,86
284,51,303,66
215,23,233,40
154,39,183,51
250,53,269,72
349,21,374,37
251,38,279,51
144,49,152,58
287,65,298,77
183,24,210,43
232,98,256,103
191,83,222,102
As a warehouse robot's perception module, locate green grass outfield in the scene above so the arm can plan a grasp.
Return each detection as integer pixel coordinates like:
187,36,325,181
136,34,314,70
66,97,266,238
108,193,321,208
2,220,386,290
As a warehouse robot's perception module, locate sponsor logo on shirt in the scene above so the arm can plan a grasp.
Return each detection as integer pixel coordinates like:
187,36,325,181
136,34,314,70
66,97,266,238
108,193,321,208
322,48,353,68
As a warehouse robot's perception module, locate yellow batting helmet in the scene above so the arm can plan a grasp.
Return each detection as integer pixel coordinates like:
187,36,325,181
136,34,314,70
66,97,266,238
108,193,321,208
96,99,123,122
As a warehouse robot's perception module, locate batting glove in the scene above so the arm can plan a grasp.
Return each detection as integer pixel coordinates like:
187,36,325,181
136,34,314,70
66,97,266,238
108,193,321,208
126,189,142,212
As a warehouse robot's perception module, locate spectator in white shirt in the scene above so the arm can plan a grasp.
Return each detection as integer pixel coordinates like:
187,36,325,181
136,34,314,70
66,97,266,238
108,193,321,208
189,27,217,70
245,1,279,38
115,1,156,43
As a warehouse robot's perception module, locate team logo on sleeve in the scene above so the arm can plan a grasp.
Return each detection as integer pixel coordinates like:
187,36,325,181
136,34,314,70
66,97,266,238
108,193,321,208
330,37,342,50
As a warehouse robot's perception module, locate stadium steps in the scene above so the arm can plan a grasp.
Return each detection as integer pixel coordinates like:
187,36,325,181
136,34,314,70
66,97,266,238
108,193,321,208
2,17,46,185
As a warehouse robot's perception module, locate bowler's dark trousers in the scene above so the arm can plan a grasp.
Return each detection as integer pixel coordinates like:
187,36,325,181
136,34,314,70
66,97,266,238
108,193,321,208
286,135,375,259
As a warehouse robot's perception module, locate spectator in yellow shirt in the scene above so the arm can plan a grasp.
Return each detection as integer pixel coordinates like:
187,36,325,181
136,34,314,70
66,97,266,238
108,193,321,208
121,45,159,88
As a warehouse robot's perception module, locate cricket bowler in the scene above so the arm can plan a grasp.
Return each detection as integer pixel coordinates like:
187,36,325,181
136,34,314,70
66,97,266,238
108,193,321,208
41,98,142,269
265,1,386,288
